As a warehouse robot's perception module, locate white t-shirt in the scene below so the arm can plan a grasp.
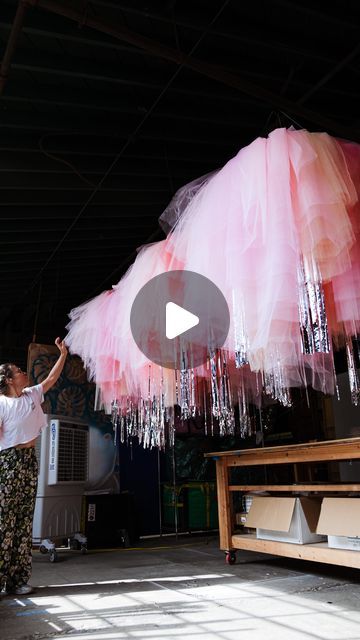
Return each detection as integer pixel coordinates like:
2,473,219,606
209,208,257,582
0,384,47,451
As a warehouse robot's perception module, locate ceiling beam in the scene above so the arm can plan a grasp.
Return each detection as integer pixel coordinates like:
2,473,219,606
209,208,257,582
0,3,348,65
0,147,221,168
0,179,171,190
0,247,158,259
0,117,241,147
298,40,360,105
4,61,360,104
0,242,146,255
9,49,323,102
0,194,167,205
0,206,165,218
1,228,156,241
96,0,359,32
275,0,359,30
2,86,263,121
26,0,360,140
2,0,356,75
0,258,150,271
0,1,30,95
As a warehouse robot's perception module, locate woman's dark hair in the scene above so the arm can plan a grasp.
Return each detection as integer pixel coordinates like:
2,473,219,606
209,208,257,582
0,363,14,394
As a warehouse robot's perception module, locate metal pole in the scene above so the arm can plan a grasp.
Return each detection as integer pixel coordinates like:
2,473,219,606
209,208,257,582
157,447,163,537
172,443,178,539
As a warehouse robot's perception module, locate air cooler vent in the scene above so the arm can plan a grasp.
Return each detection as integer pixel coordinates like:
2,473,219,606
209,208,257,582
57,426,88,483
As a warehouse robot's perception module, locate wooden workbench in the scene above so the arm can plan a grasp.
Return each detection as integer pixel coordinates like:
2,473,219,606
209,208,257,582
205,437,360,568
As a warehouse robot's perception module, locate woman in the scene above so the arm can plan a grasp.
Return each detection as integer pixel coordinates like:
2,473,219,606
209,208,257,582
0,338,67,596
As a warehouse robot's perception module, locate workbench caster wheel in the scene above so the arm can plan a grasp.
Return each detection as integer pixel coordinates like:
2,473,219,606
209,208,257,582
49,550,58,563
225,551,237,565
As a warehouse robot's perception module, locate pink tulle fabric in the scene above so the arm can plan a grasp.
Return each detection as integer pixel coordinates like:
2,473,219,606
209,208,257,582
165,128,359,390
330,139,360,336
66,239,184,410
65,127,360,413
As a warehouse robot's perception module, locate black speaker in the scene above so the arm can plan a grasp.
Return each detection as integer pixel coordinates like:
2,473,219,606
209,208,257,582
82,492,138,549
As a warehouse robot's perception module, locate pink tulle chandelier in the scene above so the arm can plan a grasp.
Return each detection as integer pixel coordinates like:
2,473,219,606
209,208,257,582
66,128,360,448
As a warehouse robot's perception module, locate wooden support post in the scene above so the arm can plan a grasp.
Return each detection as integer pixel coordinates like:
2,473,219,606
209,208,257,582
215,458,232,550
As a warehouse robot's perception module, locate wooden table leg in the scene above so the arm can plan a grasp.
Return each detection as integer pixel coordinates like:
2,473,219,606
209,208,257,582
215,458,233,550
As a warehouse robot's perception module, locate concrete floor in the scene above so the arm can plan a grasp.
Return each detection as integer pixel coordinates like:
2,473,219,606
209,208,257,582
1,535,360,640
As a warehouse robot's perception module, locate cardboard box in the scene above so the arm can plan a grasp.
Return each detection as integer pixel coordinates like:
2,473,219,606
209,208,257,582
246,496,326,544
316,498,360,551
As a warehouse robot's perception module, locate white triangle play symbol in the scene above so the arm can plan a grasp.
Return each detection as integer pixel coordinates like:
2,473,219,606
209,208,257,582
166,302,199,339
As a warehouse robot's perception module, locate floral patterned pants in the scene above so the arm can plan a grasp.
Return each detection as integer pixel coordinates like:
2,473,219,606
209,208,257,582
0,447,38,590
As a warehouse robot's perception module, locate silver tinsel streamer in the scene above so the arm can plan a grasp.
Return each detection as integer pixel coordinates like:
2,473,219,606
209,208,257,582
298,256,330,354
264,351,292,407
180,368,190,419
232,289,249,368
109,367,169,450
210,350,220,419
332,360,340,401
203,384,208,436
191,369,197,417
219,354,235,435
108,263,351,447
110,399,119,446
237,382,251,437
209,351,235,435
345,336,360,406
167,406,175,447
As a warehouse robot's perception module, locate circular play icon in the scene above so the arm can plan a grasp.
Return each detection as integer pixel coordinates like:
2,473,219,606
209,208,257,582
130,270,230,369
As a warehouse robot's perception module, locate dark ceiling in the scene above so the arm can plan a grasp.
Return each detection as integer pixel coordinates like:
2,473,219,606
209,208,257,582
1,0,360,364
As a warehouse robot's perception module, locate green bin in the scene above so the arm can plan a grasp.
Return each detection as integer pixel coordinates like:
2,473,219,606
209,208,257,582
187,482,218,530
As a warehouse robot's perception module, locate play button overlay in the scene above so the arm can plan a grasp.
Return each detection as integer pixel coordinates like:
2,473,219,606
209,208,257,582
130,270,230,369
166,302,199,339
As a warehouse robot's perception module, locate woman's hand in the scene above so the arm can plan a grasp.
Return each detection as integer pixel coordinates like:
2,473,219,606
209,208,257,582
55,337,68,358
41,339,68,393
